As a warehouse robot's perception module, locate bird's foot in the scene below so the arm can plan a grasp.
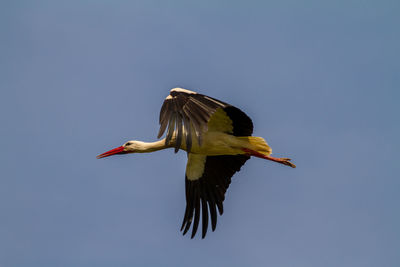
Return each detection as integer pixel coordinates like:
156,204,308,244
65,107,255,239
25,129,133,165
277,158,296,168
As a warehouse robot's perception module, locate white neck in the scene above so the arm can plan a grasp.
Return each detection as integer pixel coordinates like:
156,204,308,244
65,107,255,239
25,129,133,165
134,138,172,153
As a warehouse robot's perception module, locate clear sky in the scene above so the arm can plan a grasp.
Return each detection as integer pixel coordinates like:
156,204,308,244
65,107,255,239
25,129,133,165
1,1,399,266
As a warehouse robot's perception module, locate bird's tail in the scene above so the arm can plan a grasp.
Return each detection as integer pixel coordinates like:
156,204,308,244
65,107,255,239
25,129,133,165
238,136,272,156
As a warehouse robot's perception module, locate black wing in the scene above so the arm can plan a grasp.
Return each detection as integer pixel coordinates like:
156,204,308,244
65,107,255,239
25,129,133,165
180,98,254,238
160,89,254,238
158,88,229,152
182,154,250,239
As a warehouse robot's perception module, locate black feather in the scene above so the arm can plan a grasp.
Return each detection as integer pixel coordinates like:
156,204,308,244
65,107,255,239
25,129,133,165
158,90,228,152
182,155,250,238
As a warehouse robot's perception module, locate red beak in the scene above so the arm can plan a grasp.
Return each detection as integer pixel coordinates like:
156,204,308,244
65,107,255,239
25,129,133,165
96,146,126,159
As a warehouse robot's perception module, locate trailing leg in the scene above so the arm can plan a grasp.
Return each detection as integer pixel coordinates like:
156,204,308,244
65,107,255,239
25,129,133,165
242,148,296,168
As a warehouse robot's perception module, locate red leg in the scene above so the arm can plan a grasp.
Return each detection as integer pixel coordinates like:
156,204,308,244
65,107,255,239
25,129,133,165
242,148,296,168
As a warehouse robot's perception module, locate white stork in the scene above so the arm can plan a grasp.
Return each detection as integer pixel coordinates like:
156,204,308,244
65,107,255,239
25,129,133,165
97,88,295,238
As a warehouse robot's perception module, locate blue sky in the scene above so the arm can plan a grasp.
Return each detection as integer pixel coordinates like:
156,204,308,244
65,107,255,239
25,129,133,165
1,1,399,266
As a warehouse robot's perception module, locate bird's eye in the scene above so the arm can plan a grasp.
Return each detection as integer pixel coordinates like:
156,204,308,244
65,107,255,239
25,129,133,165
125,142,132,146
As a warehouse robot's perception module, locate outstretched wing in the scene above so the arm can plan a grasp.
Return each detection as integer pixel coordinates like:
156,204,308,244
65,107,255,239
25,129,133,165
180,99,254,238
158,88,228,152
160,88,255,238
182,153,250,238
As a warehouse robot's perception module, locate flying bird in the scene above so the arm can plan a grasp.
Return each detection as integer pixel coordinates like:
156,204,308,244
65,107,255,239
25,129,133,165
97,88,296,238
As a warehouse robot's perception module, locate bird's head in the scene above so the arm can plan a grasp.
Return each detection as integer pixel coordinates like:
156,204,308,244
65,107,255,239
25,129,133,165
96,140,143,159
